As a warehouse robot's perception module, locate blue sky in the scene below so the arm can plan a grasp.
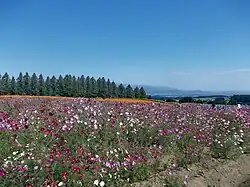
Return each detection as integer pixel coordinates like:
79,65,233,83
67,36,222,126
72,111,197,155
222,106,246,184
1,0,250,91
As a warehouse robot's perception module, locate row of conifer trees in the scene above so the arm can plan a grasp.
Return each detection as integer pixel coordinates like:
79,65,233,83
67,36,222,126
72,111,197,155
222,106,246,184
0,72,147,98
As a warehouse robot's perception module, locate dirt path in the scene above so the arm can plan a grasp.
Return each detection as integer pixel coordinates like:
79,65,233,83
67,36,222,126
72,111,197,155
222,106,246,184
188,153,250,187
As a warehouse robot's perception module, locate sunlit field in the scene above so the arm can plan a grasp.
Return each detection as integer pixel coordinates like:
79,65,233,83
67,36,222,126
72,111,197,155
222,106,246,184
0,97,250,187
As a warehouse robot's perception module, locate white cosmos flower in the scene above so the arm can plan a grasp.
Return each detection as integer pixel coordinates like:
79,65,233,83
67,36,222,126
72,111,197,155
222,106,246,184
99,181,105,187
58,181,64,186
94,180,99,186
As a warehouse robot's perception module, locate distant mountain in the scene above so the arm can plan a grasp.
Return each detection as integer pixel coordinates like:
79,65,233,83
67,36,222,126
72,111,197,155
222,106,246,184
132,85,250,97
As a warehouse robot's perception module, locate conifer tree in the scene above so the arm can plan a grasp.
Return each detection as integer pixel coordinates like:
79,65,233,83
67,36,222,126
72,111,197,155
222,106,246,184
50,76,57,96
10,76,17,95
139,87,147,98
31,73,39,95
16,72,24,95
2,72,11,95
118,83,126,98
57,75,65,96
23,72,31,95
45,76,52,96
134,87,140,98
38,74,46,96
125,84,134,98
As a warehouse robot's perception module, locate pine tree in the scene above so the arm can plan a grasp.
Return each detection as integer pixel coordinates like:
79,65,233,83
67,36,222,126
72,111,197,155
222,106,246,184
125,84,134,98
31,73,39,95
2,72,11,95
50,76,57,96
23,72,31,95
134,87,140,98
118,83,126,98
76,77,81,97
38,74,46,96
10,76,17,95
45,76,52,96
79,75,86,97
90,77,98,97
57,75,65,96
72,76,78,97
100,77,108,98
85,76,91,98
110,81,118,98
139,87,147,99
96,77,102,97
16,72,24,95
106,79,111,98
64,74,73,97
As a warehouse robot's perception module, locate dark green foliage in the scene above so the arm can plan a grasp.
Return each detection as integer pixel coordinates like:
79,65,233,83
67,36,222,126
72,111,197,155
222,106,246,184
230,95,250,105
134,87,140,98
31,73,39,95
45,76,52,96
90,77,98,97
38,74,46,96
79,75,86,97
139,87,147,99
23,72,31,95
10,76,17,95
179,97,194,103
110,81,118,98
16,72,24,95
106,79,111,98
0,72,147,99
85,76,91,98
125,84,134,98
72,76,78,97
1,73,11,95
50,76,57,96
118,83,126,98
56,75,65,96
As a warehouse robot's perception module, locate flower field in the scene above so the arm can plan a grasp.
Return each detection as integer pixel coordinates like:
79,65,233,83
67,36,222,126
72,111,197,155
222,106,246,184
0,97,250,187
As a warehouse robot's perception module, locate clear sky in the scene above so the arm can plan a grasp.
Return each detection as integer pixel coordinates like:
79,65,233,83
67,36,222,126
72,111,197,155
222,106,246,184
1,0,250,91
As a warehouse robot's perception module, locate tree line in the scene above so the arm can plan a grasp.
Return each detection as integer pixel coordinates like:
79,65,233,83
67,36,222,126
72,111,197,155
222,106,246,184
0,72,147,99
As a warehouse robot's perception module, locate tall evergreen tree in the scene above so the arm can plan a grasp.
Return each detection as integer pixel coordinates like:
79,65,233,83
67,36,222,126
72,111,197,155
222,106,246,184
57,75,65,96
2,72,11,94
139,87,147,98
125,84,134,98
110,81,118,98
64,74,73,97
38,74,46,96
72,76,78,97
76,77,81,97
50,76,57,96
79,75,86,97
23,72,31,95
31,73,39,95
90,77,98,97
10,76,17,95
134,87,140,98
100,77,108,98
106,78,111,98
16,72,24,95
45,76,53,96
117,83,126,98
96,77,102,97
85,76,91,97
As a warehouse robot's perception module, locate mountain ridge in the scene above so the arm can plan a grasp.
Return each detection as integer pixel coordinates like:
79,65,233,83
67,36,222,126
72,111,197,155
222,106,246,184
130,85,250,97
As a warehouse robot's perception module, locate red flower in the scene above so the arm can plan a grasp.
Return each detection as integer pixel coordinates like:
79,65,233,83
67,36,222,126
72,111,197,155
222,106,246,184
40,126,45,132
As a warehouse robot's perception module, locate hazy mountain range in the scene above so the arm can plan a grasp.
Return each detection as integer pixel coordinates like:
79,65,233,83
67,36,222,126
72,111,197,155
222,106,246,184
132,85,250,97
